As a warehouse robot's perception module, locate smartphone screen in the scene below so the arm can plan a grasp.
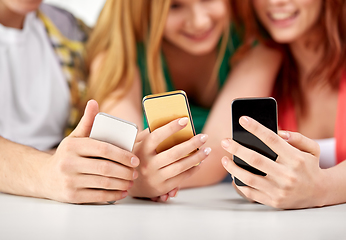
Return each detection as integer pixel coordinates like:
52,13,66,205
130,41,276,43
142,90,196,153
231,97,278,186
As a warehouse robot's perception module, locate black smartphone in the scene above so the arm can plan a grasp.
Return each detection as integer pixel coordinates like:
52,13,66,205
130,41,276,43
231,97,278,186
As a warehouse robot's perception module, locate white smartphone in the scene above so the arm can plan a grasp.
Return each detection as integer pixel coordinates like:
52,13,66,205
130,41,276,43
89,113,138,152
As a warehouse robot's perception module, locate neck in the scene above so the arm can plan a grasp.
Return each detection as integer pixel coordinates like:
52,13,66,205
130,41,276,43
0,2,26,29
289,29,324,82
161,39,217,66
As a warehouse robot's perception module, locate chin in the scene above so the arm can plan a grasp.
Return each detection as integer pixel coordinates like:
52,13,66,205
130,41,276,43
11,1,42,14
185,47,215,56
182,41,218,56
269,32,299,44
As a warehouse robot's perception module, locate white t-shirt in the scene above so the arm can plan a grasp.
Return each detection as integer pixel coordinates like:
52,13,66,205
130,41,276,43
0,12,70,151
315,138,336,169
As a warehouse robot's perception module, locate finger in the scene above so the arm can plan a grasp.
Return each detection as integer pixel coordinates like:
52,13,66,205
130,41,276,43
221,138,284,178
278,131,320,157
161,147,211,179
160,194,169,202
163,165,201,192
72,138,140,168
145,118,189,151
76,174,133,191
159,134,209,168
65,189,128,204
221,156,274,192
150,197,160,202
236,185,273,208
136,128,150,142
70,100,99,138
238,116,297,162
153,188,179,202
168,187,179,198
232,181,254,202
74,157,138,180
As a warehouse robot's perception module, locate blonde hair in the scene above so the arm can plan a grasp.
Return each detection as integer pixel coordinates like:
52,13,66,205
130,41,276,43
87,0,230,105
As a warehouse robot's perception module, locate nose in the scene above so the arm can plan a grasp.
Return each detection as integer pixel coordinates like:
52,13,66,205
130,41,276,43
185,4,211,33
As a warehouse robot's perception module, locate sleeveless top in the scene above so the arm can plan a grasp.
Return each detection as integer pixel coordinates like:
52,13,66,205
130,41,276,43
137,27,241,134
278,73,346,165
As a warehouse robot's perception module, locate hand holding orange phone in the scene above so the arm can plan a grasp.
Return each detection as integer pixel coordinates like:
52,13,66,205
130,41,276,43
143,90,196,153
128,91,210,199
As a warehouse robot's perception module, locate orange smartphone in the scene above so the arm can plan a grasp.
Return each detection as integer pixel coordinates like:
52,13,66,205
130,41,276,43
142,90,196,153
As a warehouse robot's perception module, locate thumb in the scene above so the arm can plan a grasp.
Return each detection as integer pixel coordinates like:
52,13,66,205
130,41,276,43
278,130,320,157
70,99,99,138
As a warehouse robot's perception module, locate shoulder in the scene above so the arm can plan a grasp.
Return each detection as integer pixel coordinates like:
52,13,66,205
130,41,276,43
233,44,282,71
39,3,90,42
250,44,282,61
89,51,142,90
90,52,107,79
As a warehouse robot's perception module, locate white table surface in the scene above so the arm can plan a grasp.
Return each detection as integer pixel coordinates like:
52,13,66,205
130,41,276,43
1,183,345,240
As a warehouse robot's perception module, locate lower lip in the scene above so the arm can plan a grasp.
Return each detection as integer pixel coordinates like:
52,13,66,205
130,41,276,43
183,27,214,42
268,12,299,28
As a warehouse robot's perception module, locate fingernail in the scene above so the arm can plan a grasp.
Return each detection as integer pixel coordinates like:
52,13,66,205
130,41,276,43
222,156,229,167
239,116,249,126
131,157,140,167
84,100,91,114
280,131,290,141
133,170,138,179
161,195,169,202
204,147,212,156
121,191,128,198
221,139,230,148
200,134,208,143
178,117,189,126
173,190,178,198
169,189,177,198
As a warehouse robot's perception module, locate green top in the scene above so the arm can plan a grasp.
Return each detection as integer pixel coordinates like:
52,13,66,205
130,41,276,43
138,27,241,134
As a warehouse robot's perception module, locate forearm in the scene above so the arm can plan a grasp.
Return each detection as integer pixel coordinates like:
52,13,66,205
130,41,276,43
321,161,346,206
0,137,50,198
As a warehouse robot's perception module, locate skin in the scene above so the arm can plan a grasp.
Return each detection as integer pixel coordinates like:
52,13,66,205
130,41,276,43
222,0,346,209
0,100,140,203
91,0,282,201
0,1,139,203
0,0,43,28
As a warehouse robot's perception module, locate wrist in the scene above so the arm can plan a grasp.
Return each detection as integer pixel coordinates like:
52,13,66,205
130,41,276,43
30,151,52,199
314,169,331,207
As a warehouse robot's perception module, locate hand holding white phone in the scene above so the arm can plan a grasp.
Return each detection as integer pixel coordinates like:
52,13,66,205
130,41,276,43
89,113,138,204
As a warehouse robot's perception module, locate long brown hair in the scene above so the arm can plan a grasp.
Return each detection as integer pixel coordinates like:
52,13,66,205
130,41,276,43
87,0,230,105
231,0,346,111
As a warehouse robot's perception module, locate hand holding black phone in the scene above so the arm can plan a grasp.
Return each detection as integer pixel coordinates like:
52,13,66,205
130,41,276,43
231,97,278,186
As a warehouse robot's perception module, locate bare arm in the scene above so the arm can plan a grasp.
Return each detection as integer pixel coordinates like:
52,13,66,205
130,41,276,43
89,53,143,128
180,44,282,188
90,54,209,199
0,101,139,203
322,161,346,206
0,136,50,197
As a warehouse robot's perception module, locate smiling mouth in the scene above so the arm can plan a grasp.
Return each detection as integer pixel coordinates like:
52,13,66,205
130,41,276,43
183,27,214,41
268,11,299,22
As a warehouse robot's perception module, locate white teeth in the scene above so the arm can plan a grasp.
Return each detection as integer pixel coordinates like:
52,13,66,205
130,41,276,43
270,12,295,20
